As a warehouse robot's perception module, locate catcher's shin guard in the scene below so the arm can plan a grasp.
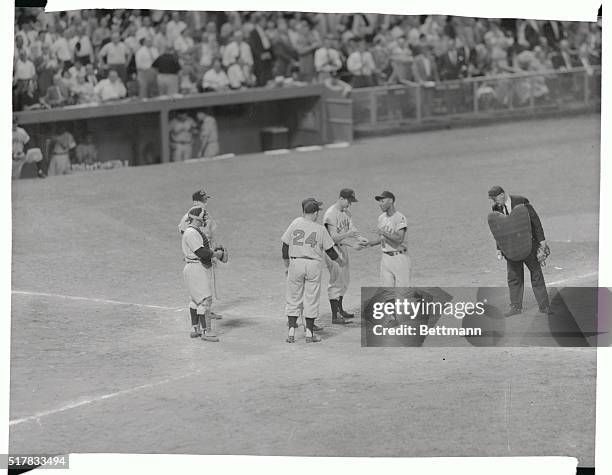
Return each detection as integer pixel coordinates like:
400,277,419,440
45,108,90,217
338,296,354,319
190,307,199,326
202,312,219,342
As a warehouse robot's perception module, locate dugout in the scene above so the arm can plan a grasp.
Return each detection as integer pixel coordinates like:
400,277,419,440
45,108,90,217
14,84,351,167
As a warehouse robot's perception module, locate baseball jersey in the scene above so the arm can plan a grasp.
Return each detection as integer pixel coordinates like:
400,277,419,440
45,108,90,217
323,204,353,236
378,211,408,252
282,217,335,261
182,226,212,267
12,127,30,158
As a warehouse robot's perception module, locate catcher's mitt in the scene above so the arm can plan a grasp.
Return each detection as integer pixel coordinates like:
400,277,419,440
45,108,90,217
537,243,550,266
214,245,229,263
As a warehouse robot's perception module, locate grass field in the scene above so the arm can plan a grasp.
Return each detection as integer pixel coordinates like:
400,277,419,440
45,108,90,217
10,115,600,464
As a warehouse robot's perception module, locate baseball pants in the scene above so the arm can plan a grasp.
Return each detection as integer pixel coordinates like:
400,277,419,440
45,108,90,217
326,245,349,299
12,148,43,179
506,244,550,310
48,153,71,176
285,258,323,320
171,143,193,162
183,262,213,306
380,253,412,287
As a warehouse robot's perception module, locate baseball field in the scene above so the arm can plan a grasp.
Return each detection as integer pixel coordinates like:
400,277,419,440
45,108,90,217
10,115,600,464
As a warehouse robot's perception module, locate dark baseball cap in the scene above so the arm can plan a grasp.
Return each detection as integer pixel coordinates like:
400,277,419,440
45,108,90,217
302,198,323,213
375,191,395,202
340,188,358,202
192,189,211,201
487,185,505,198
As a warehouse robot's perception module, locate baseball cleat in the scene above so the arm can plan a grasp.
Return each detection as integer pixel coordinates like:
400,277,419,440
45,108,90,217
202,333,219,342
313,324,324,332
332,316,349,325
190,329,202,338
306,334,322,343
339,311,355,319
286,336,295,343
504,307,522,317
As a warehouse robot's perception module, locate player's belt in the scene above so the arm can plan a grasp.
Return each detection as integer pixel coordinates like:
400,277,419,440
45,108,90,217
290,256,316,260
383,250,406,256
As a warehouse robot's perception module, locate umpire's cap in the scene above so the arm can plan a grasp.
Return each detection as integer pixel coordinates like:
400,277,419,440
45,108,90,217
192,189,211,201
487,185,505,198
375,191,395,202
302,198,323,213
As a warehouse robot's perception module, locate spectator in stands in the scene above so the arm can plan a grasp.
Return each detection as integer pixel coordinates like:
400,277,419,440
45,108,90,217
75,133,98,165
314,34,343,82
174,27,196,58
71,73,96,103
68,60,87,86
92,16,111,52
135,37,159,98
271,20,299,78
387,35,413,84
84,63,99,86
14,79,41,111
294,20,320,82
196,110,219,158
198,32,218,73
94,68,127,101
412,45,439,116
250,13,274,86
166,11,187,47
347,37,377,87
60,69,75,104
153,46,181,95
13,49,37,95
438,37,469,80
98,32,130,82
71,25,94,65
169,111,197,161
552,39,578,70
48,125,76,175
136,15,155,44
370,35,391,81
12,117,45,179
41,74,67,108
123,23,140,55
178,66,199,94
52,29,74,70
542,20,564,49
223,30,255,89
153,22,169,55
202,56,230,92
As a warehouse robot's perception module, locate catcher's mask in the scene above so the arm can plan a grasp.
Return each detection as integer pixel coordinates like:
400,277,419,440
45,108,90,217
188,206,207,223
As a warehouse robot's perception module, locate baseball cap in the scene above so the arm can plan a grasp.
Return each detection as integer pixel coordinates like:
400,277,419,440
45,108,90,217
375,191,395,202
302,198,323,213
487,185,505,198
192,189,211,202
188,206,207,220
340,188,358,202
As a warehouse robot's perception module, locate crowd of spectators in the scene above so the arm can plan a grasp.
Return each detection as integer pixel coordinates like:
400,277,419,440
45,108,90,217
13,9,602,111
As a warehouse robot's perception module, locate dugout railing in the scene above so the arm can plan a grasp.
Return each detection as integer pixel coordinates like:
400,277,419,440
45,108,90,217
351,66,601,133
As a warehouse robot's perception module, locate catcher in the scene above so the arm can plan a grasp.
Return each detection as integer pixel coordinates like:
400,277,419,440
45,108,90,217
488,186,551,317
181,207,226,342
178,190,228,337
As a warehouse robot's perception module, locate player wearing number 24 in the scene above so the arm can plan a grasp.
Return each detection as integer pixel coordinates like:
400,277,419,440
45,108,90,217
281,198,344,344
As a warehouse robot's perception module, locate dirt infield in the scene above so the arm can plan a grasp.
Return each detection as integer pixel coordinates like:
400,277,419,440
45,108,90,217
10,116,599,464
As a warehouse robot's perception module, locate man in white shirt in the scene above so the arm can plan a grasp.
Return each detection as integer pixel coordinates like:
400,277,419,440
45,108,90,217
135,15,155,44
222,30,254,73
166,11,187,46
314,34,343,82
135,37,159,98
202,57,230,92
71,74,96,104
13,50,37,88
93,69,127,102
346,37,377,87
98,32,130,82
51,30,74,68
70,25,94,65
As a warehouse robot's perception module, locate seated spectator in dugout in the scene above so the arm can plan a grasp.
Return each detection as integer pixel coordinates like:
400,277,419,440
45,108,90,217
94,69,127,102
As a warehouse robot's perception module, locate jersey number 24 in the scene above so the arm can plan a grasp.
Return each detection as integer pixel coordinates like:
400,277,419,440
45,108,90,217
293,230,317,248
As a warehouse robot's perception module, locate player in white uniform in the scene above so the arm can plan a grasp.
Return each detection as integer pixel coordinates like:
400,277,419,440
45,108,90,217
182,207,225,342
281,198,343,343
178,189,223,329
323,188,366,325
363,191,411,287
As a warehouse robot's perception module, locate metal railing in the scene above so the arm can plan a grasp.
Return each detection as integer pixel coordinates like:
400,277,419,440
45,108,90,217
352,67,601,129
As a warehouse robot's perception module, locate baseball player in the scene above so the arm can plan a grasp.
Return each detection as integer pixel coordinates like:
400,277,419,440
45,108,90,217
182,206,225,342
178,189,223,327
323,188,365,325
12,116,45,179
362,191,411,287
282,198,344,343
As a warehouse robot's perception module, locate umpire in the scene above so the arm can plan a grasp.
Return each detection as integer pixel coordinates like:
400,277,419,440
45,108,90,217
488,186,551,317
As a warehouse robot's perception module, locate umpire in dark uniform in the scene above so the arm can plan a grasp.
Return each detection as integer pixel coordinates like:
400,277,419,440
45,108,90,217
488,186,551,317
